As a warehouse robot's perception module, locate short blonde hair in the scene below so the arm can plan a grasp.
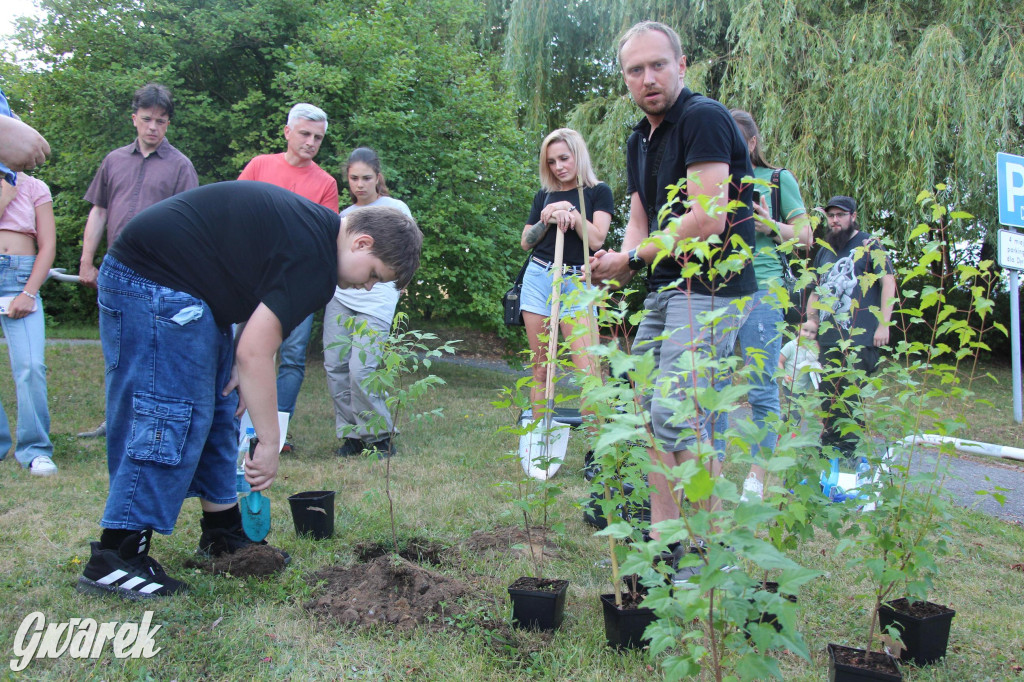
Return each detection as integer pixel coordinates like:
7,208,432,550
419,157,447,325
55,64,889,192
617,21,683,69
538,128,600,193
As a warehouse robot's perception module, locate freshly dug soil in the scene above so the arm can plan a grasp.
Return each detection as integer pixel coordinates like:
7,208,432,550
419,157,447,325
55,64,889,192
185,545,286,577
508,576,568,593
604,590,649,610
830,643,901,677
462,526,560,562
354,539,449,566
886,597,953,618
305,555,472,630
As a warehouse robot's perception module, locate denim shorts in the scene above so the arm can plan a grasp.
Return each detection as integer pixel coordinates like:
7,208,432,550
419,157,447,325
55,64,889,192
98,256,238,534
633,289,748,454
520,259,593,318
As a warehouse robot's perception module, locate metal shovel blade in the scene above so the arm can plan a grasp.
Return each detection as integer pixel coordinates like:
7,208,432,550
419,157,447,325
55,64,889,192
518,418,570,480
240,437,270,542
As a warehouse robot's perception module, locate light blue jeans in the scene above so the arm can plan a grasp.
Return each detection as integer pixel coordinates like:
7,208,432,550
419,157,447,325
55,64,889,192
276,313,313,418
714,288,783,463
0,254,52,467
98,256,237,534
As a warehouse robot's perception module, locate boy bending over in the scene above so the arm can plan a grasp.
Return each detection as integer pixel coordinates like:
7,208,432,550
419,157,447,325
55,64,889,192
78,181,421,599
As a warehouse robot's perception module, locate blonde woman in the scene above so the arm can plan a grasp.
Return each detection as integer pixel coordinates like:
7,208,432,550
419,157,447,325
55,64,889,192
519,128,612,431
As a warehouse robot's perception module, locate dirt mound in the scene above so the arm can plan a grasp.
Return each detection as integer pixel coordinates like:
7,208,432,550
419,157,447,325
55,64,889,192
353,539,449,566
305,555,472,630
462,526,560,561
185,545,286,577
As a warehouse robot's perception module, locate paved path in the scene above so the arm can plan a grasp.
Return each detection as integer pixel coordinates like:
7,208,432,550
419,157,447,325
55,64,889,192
928,451,1024,524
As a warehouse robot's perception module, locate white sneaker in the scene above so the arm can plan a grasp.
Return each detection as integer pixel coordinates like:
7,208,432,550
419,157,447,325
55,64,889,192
740,474,764,503
29,456,57,476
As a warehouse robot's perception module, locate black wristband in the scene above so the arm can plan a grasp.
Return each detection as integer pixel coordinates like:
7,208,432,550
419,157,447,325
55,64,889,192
627,248,646,271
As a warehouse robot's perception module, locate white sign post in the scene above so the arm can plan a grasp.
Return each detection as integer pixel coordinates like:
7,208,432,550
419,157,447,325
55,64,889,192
997,152,1024,424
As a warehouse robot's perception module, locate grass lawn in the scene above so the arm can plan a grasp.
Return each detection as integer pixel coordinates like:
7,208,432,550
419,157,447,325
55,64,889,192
1,337,1023,680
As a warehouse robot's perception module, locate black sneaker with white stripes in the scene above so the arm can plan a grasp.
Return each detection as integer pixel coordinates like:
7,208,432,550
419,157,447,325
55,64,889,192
77,530,188,600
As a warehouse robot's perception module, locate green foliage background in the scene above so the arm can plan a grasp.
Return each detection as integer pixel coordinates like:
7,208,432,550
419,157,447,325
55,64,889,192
2,0,532,329
2,0,1023,347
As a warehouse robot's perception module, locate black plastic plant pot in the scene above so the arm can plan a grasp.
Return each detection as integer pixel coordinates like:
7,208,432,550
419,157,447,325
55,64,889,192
287,490,335,540
600,593,656,649
745,581,798,634
878,598,955,666
582,491,625,529
827,643,902,682
582,498,609,529
507,577,569,631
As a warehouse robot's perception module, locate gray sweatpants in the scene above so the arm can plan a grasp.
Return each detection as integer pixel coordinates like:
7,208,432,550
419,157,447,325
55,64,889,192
322,297,394,442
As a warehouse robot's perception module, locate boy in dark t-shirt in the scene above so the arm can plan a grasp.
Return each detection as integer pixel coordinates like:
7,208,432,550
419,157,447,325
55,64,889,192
77,181,422,600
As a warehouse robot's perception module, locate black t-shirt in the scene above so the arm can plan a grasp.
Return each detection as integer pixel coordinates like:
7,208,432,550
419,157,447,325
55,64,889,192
525,183,615,265
109,181,341,335
813,229,895,349
626,88,756,296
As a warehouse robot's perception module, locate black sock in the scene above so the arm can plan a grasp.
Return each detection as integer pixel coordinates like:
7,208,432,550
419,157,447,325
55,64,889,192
203,505,242,530
100,528,135,551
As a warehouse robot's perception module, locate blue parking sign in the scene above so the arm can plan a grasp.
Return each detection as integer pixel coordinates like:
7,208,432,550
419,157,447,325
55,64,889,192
998,152,1024,227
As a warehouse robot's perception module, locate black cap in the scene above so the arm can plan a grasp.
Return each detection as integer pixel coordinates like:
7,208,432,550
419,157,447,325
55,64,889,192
825,196,856,214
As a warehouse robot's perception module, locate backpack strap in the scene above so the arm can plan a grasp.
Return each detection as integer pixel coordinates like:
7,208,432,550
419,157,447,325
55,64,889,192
770,168,783,224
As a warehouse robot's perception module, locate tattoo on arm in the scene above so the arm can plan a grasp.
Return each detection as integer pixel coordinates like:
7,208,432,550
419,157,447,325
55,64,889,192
523,221,547,247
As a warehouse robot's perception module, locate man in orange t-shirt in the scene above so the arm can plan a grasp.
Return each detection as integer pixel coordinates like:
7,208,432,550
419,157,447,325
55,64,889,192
238,103,340,442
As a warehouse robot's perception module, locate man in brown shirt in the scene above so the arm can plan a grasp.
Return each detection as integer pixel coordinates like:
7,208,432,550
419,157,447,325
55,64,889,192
77,83,198,438
80,83,198,288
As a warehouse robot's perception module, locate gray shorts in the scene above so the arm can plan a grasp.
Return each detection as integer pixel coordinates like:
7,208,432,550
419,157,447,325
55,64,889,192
632,289,748,453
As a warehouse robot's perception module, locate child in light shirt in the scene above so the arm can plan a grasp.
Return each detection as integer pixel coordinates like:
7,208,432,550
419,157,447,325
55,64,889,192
778,321,822,418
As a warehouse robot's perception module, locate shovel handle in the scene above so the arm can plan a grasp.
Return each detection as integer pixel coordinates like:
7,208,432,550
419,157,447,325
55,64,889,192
249,435,258,459
544,229,565,404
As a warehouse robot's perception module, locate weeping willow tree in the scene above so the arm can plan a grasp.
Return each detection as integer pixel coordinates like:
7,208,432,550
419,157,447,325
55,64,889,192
504,0,1024,255
502,1,726,133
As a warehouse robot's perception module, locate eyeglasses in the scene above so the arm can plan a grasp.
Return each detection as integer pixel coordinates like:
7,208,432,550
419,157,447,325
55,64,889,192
825,211,850,220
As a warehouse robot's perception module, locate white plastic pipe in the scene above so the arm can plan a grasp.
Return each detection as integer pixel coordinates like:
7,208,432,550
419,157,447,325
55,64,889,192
895,434,1024,463
46,268,81,284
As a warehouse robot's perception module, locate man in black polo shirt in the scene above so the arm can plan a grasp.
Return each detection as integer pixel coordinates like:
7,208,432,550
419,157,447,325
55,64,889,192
591,20,757,586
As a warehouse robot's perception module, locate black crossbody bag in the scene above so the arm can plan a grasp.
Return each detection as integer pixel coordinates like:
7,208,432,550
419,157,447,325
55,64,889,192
502,257,530,326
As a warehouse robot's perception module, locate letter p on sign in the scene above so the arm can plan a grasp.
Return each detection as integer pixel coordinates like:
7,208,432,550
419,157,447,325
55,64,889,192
998,152,1024,228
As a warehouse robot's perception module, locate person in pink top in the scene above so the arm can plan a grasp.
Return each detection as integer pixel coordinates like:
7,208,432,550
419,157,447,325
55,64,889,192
238,104,340,441
0,170,57,475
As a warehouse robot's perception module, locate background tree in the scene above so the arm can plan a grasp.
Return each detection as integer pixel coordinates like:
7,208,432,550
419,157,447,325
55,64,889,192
504,0,1024,257
3,0,532,330
3,0,317,325
4,0,1022,341
277,0,533,325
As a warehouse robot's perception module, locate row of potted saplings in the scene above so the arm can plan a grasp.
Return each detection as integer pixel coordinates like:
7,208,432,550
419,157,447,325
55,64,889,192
503,441,954,680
